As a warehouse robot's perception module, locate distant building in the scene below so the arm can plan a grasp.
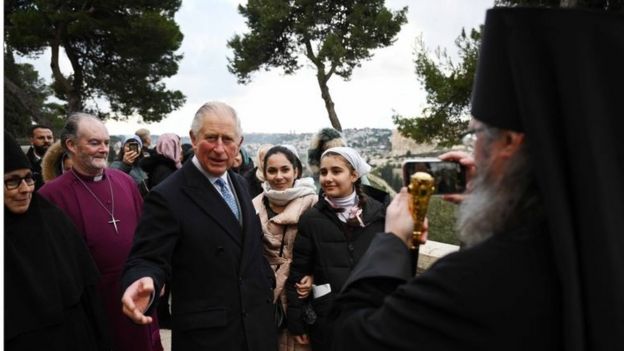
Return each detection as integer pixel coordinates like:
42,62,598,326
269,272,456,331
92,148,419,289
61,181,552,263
390,129,436,156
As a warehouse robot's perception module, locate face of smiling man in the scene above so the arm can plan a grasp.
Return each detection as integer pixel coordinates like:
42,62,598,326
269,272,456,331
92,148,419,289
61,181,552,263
190,111,242,177
66,117,110,177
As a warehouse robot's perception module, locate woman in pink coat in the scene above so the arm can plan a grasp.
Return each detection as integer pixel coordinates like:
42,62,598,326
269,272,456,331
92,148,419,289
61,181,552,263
252,145,317,351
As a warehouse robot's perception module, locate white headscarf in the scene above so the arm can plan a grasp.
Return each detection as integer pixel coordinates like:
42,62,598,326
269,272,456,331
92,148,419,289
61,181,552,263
321,146,371,178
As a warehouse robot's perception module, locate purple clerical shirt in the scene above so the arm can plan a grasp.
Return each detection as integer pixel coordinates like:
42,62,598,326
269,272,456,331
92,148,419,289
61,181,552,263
40,168,162,351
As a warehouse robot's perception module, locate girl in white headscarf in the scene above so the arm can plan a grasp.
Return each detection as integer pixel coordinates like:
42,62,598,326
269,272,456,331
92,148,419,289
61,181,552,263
286,146,386,351
251,145,317,351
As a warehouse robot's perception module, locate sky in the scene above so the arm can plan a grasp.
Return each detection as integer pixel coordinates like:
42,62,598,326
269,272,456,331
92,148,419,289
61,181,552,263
17,0,495,136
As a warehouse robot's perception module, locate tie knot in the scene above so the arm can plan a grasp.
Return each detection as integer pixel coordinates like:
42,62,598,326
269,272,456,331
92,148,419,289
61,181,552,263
215,178,226,188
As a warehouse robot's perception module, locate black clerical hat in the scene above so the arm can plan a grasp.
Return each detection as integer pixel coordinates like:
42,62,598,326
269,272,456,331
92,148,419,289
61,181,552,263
471,7,624,350
4,131,31,173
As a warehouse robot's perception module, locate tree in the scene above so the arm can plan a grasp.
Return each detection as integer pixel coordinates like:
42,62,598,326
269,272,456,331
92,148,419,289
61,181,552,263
4,48,65,136
393,28,479,147
4,0,186,122
393,0,623,147
228,0,407,131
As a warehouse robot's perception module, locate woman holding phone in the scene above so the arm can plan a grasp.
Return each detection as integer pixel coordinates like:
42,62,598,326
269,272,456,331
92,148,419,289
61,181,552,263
110,135,149,197
286,146,386,351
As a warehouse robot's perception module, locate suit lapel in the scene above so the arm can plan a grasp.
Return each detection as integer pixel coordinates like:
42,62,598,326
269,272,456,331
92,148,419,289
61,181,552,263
180,163,242,247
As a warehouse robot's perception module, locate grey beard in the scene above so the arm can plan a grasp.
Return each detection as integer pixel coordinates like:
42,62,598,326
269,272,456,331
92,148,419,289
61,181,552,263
457,144,539,248
457,171,499,247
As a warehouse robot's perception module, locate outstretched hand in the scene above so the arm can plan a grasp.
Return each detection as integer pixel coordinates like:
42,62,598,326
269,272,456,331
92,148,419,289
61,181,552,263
121,277,155,325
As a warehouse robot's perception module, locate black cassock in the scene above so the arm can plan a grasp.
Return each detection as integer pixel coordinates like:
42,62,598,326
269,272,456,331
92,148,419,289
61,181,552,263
332,220,560,351
5,194,110,351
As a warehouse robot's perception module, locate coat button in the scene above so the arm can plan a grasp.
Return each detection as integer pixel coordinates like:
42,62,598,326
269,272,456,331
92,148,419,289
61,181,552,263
241,310,247,318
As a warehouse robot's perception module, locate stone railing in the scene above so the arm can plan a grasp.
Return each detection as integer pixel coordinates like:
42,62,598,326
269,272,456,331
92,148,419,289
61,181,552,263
417,240,460,274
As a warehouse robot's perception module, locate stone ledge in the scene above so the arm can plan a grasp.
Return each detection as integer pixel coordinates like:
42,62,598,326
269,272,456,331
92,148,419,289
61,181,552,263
417,240,460,274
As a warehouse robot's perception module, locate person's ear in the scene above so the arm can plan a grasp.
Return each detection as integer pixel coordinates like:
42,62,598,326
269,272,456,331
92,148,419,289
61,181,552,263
498,131,525,159
65,138,77,155
189,130,197,149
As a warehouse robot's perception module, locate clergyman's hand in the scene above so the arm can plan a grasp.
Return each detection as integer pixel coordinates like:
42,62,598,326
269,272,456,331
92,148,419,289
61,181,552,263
439,151,476,204
121,277,154,325
385,187,416,247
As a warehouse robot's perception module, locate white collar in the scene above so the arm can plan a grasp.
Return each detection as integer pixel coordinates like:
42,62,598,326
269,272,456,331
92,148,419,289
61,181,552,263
191,156,229,186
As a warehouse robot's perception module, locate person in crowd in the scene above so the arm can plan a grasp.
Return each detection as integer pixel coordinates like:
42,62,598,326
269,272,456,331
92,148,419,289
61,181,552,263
4,131,110,351
139,132,182,190
232,147,255,175
330,8,624,350
121,101,277,351
135,128,153,157
25,124,54,190
39,113,162,351
181,142,194,164
252,145,317,351
41,140,72,183
110,135,149,197
244,143,273,198
307,127,390,205
286,146,386,350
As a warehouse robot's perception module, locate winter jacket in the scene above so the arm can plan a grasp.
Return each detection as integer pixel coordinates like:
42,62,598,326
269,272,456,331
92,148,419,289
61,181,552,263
139,154,178,190
253,192,318,351
110,160,149,197
286,196,386,350
41,141,66,183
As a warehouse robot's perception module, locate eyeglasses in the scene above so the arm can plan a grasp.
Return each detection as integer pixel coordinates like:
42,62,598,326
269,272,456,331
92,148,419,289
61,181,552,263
4,174,35,190
461,127,487,148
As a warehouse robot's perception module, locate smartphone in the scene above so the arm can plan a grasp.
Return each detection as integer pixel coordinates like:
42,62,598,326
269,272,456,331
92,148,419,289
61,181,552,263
128,142,140,153
402,158,467,195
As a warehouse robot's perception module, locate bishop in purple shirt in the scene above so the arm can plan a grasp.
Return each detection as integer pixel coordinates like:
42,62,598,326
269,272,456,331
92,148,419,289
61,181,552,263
40,112,162,351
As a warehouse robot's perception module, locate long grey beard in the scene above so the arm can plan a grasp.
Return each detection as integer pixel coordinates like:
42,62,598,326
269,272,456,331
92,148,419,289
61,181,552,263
457,145,538,248
456,172,500,247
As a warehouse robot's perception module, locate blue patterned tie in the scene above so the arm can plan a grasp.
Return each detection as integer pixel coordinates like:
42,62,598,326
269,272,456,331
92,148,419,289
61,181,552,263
215,178,240,220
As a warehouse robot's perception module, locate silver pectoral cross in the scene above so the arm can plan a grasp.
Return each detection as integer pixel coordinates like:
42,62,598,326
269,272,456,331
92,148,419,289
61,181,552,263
109,216,120,234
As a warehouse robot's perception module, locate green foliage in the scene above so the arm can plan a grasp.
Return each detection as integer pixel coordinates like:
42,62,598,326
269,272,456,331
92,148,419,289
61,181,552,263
228,0,407,82
228,0,407,130
4,0,185,121
393,28,480,148
4,49,65,137
394,0,622,148
427,196,460,245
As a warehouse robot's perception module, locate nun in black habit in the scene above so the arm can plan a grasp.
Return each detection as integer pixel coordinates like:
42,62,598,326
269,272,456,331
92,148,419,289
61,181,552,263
4,131,110,351
330,7,624,351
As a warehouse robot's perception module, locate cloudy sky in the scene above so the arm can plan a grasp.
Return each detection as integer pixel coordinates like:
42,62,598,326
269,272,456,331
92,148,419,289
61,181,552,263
20,0,495,136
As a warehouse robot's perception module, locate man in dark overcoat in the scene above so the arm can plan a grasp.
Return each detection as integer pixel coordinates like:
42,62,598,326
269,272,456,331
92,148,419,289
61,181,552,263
121,101,277,351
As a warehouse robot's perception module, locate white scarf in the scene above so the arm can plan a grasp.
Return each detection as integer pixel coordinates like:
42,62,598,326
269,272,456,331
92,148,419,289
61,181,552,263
264,177,316,206
324,190,365,227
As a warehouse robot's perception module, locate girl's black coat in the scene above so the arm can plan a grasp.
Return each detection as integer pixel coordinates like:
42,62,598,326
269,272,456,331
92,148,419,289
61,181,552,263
286,196,385,350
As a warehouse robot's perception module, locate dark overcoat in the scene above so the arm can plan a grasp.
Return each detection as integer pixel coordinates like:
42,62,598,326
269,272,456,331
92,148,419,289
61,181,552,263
122,161,277,351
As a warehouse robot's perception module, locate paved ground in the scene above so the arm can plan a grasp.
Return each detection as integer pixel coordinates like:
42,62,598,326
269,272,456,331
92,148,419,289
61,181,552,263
160,330,171,351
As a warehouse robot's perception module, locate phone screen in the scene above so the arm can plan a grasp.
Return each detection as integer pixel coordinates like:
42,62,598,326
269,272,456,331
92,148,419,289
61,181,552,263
128,143,139,153
402,158,467,195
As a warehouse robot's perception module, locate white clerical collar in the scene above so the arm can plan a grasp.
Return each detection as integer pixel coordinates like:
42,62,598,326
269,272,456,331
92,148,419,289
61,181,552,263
71,168,106,182
191,156,228,185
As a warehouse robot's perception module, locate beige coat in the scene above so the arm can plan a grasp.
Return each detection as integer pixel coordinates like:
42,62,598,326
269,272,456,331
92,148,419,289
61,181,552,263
253,192,317,351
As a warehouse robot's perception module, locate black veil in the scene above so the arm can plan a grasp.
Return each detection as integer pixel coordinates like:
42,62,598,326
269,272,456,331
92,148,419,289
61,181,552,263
471,8,624,350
